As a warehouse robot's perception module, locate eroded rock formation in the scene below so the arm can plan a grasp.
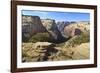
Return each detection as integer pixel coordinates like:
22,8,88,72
22,15,47,41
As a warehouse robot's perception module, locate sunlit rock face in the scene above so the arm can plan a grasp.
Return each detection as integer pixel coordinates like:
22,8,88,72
41,19,66,42
42,19,55,30
63,21,90,38
22,15,47,41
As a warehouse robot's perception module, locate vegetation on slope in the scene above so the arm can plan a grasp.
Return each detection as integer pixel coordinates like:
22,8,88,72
28,32,52,43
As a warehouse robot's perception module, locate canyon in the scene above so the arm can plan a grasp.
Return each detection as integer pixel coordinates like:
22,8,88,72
22,15,90,62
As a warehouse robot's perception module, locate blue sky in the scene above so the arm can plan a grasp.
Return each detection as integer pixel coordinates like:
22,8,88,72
22,10,90,22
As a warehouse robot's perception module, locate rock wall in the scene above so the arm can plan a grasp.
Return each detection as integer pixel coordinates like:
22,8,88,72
42,19,66,42
57,21,70,33
22,15,47,41
63,22,90,38
41,19,55,30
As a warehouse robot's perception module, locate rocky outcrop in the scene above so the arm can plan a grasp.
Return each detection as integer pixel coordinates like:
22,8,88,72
22,41,90,62
63,26,81,38
63,22,90,38
42,19,67,43
42,19,58,40
22,15,47,41
57,21,70,33
22,42,58,62
22,42,74,62
42,19,55,30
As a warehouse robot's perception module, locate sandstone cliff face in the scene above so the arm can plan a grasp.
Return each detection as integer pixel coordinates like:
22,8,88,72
57,21,70,33
41,19,55,30
63,22,90,38
41,19,66,42
22,15,47,41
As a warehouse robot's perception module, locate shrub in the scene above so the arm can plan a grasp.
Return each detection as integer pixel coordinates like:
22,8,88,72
67,33,90,47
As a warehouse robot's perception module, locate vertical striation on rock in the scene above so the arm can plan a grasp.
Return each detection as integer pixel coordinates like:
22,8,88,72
22,15,47,41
